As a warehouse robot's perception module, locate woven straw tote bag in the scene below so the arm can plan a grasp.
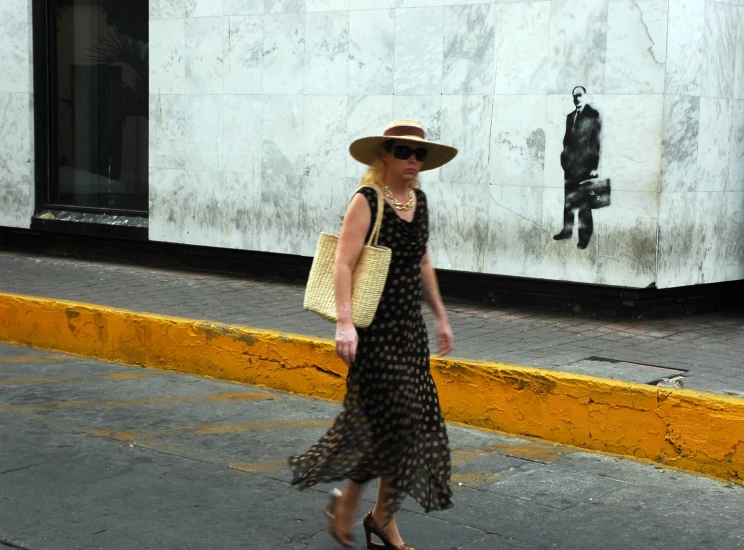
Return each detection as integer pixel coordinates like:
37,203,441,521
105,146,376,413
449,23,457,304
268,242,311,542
304,185,392,328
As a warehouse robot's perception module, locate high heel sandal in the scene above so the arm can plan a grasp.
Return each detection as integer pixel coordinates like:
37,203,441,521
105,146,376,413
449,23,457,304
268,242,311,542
324,488,355,548
363,512,414,550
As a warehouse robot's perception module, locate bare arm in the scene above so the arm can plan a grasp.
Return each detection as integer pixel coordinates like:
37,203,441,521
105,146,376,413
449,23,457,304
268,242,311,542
421,250,454,355
333,193,371,364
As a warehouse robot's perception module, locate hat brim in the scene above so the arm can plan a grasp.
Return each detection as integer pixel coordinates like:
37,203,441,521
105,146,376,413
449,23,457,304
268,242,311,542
349,135,458,171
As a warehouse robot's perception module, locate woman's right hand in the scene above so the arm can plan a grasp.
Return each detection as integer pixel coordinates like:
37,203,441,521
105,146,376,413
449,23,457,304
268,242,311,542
335,321,358,365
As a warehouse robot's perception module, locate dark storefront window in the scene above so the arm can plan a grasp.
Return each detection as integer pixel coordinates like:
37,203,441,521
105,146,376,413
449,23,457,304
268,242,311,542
37,0,148,214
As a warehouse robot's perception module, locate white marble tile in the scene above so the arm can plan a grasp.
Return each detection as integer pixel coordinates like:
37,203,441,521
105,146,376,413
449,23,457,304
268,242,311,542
257,175,306,255
349,0,393,9
348,10,394,95
301,176,348,255
0,0,29,24
484,184,544,278
149,168,188,243
439,95,491,184
601,94,664,193
150,0,188,19
540,186,598,283
657,191,695,287
185,95,223,171
700,191,730,284
306,0,348,11
150,19,185,95
721,191,744,281
0,16,31,93
729,100,744,191
702,1,737,100
697,97,734,192
394,8,444,95
661,95,700,193
595,190,659,288
303,95,347,178
490,95,546,188
345,95,393,178
149,93,186,170
547,0,609,95
442,5,495,95
427,181,489,273
224,16,263,94
186,17,224,95
263,95,304,178
223,95,262,173
393,95,444,182
186,0,223,17
0,92,32,161
544,93,605,189
493,2,550,95
222,170,262,250
183,170,224,247
736,9,744,100
0,159,31,229
605,0,667,94
265,0,305,14
224,0,264,15
665,0,704,96
263,14,305,94
305,12,349,95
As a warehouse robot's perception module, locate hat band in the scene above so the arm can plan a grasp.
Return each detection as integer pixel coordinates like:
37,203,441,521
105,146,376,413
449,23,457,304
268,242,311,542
384,126,425,139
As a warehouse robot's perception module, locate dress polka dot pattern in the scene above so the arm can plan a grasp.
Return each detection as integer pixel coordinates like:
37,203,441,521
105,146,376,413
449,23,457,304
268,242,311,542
290,186,453,518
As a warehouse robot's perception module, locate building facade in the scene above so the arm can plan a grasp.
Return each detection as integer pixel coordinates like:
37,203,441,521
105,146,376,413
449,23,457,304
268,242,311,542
1,0,743,289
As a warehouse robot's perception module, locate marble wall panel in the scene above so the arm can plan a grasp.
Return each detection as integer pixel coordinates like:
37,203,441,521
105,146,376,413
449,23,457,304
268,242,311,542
348,10,394,95
394,8,444,95
305,12,349,95
540,186,598,283
729,99,744,191
484,184,544,279
303,95,347,178
263,95,305,178
699,191,729,284
301,176,348,255
0,4,31,93
0,92,31,162
256,176,306,255
605,0,667,94
185,95,223,171
263,14,305,94
721,191,744,281
149,93,186,170
427,181,489,273
548,0,609,95
222,170,262,250
665,0,704,96
223,95,262,174
661,94,700,192
345,95,393,179
493,2,550,95
223,0,264,15
187,0,223,17
150,0,188,19
601,94,664,192
349,0,393,9
490,95,546,188
150,19,185,95
265,0,305,13
736,9,744,100
307,0,349,12
595,190,659,288
183,170,224,247
702,1,737,100
439,95,490,184
393,95,444,183
224,16,263,95
442,5,495,95
0,159,31,229
697,97,733,192
149,168,189,243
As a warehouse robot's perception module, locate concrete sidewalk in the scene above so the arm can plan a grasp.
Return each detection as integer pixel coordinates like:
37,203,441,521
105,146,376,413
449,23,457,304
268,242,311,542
1,250,743,397
1,342,742,550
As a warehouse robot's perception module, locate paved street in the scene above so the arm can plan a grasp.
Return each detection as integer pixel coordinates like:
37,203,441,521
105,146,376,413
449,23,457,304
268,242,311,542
1,341,743,550
1,251,743,397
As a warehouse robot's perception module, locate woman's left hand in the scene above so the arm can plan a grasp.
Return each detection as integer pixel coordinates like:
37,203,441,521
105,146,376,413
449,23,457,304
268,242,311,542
436,319,454,356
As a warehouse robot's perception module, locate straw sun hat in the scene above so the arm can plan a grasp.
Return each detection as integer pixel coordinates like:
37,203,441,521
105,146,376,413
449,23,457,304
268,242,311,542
349,120,458,171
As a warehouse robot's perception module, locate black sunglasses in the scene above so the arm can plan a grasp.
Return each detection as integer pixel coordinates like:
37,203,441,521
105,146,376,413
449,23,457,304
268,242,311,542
388,144,429,162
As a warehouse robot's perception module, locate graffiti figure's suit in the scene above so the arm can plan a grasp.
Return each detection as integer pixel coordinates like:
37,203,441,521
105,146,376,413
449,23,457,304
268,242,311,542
553,86,602,249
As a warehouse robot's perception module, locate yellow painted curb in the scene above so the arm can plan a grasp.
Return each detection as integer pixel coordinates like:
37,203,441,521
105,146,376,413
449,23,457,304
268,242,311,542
1,291,742,485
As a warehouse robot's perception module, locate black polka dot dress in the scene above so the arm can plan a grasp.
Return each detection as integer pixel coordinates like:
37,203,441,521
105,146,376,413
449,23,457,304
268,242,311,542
290,186,453,518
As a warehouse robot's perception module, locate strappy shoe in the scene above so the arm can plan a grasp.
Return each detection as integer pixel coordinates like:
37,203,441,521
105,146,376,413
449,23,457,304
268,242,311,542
363,512,414,550
324,488,354,548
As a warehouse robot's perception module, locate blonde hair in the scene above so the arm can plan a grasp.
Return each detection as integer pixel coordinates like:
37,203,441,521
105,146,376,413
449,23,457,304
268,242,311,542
358,152,421,189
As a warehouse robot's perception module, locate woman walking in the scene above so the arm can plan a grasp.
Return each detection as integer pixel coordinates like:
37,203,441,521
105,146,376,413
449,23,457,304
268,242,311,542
290,120,458,549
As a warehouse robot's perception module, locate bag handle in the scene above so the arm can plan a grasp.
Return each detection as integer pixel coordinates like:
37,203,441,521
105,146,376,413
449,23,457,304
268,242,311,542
359,184,386,247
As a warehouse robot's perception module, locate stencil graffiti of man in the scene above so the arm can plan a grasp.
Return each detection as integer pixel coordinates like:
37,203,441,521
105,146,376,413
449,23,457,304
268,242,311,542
553,86,607,249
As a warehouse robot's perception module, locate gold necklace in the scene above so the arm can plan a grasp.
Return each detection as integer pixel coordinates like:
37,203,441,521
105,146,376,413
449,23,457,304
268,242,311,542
382,185,415,211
